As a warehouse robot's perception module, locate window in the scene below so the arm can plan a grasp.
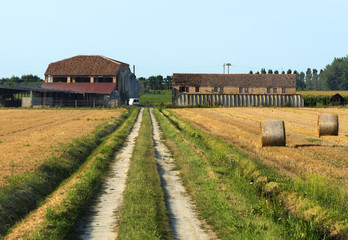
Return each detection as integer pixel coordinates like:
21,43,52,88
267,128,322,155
195,87,200,93
273,88,277,93
220,87,224,93
282,88,286,93
179,87,185,92
214,87,218,93
245,88,249,93
267,88,271,93
239,87,243,93
185,87,189,92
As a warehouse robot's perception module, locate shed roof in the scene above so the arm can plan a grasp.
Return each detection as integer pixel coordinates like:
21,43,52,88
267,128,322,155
41,83,116,94
45,55,128,76
173,74,296,88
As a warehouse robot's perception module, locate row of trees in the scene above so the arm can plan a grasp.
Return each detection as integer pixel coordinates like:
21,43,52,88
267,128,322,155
137,75,172,90
0,74,43,87
250,55,348,91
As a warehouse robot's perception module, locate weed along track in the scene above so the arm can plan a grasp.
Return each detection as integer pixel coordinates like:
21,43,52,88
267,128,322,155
149,108,217,240
75,107,144,239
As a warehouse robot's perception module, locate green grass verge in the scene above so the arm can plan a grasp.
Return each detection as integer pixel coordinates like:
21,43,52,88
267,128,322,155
26,108,140,239
117,108,173,240
154,108,347,239
0,109,131,237
140,91,172,106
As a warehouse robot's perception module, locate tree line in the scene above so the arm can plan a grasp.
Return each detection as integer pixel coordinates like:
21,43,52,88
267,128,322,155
249,55,348,91
137,75,172,90
0,74,43,87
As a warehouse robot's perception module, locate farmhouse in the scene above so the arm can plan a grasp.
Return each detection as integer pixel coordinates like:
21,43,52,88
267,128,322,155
42,55,141,106
172,73,303,107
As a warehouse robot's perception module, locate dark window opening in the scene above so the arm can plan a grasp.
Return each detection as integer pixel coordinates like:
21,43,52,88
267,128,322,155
95,77,113,83
273,88,277,93
195,87,200,93
179,87,185,92
267,88,271,93
220,87,224,93
75,77,90,83
185,87,189,92
53,77,67,83
214,87,218,93
239,87,243,93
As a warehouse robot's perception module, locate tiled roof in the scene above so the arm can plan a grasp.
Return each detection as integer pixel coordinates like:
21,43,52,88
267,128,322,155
173,74,296,88
41,83,116,94
45,55,128,76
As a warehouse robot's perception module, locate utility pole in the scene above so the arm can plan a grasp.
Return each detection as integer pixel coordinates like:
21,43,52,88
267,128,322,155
223,63,225,74
226,63,232,74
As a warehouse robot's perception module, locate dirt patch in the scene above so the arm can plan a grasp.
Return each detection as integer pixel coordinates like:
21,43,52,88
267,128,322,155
150,108,217,240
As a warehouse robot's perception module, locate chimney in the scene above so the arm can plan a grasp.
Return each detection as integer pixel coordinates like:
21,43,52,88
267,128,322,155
133,65,135,74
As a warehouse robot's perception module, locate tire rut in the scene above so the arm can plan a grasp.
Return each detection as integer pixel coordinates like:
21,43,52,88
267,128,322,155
149,108,218,240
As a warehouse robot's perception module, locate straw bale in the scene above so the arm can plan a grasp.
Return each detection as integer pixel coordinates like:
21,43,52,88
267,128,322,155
318,114,338,136
261,120,286,147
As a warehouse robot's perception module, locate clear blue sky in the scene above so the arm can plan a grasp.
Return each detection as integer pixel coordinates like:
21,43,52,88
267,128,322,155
1,0,347,78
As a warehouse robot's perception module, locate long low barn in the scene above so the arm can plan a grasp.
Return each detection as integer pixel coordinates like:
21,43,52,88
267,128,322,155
172,73,303,107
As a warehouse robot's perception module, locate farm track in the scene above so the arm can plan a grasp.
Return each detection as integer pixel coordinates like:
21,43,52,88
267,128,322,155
149,108,217,240
172,108,348,190
0,109,121,185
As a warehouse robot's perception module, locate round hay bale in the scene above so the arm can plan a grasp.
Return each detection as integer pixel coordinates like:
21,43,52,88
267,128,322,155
318,114,338,136
261,121,286,147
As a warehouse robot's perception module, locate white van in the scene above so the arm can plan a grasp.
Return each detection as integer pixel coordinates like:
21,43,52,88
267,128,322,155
128,98,140,106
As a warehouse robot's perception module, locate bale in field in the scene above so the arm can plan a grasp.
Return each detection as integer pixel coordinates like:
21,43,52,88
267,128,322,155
261,121,286,147
318,114,339,136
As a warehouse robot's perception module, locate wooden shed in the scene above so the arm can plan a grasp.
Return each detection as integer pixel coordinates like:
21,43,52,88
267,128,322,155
330,93,345,106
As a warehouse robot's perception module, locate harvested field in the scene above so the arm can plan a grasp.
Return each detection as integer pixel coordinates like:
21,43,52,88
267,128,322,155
171,107,348,190
0,109,123,185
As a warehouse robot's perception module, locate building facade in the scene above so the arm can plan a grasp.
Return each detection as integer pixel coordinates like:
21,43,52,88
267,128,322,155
172,73,301,106
42,55,141,106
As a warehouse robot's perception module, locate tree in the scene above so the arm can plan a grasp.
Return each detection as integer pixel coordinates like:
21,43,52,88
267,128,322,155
274,70,279,74
281,71,285,74
312,69,319,90
320,56,348,90
255,71,260,74
249,70,253,74
267,69,273,74
163,75,172,89
287,69,292,74
261,68,266,74
306,68,313,89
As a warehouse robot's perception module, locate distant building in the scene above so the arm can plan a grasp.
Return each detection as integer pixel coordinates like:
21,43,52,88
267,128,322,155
172,73,302,106
330,93,345,106
42,55,141,106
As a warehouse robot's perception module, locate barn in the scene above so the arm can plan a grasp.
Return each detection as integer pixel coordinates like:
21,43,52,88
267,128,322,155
41,55,141,106
172,73,303,107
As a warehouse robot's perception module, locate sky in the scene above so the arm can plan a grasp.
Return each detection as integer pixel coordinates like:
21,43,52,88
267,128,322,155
1,0,348,79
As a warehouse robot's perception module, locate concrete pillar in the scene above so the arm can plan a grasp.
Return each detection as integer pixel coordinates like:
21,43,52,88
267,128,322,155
113,76,116,83
67,76,71,83
90,76,94,83
45,76,48,83
51,76,54,83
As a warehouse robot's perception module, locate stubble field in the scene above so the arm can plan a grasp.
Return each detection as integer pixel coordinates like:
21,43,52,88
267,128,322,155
0,109,123,186
171,107,348,191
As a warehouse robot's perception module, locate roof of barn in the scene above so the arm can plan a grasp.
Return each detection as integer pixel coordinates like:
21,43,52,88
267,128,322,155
45,55,128,76
172,73,296,88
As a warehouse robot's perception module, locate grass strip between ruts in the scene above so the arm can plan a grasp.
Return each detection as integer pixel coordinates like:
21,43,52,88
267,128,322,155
7,108,140,239
117,108,173,240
